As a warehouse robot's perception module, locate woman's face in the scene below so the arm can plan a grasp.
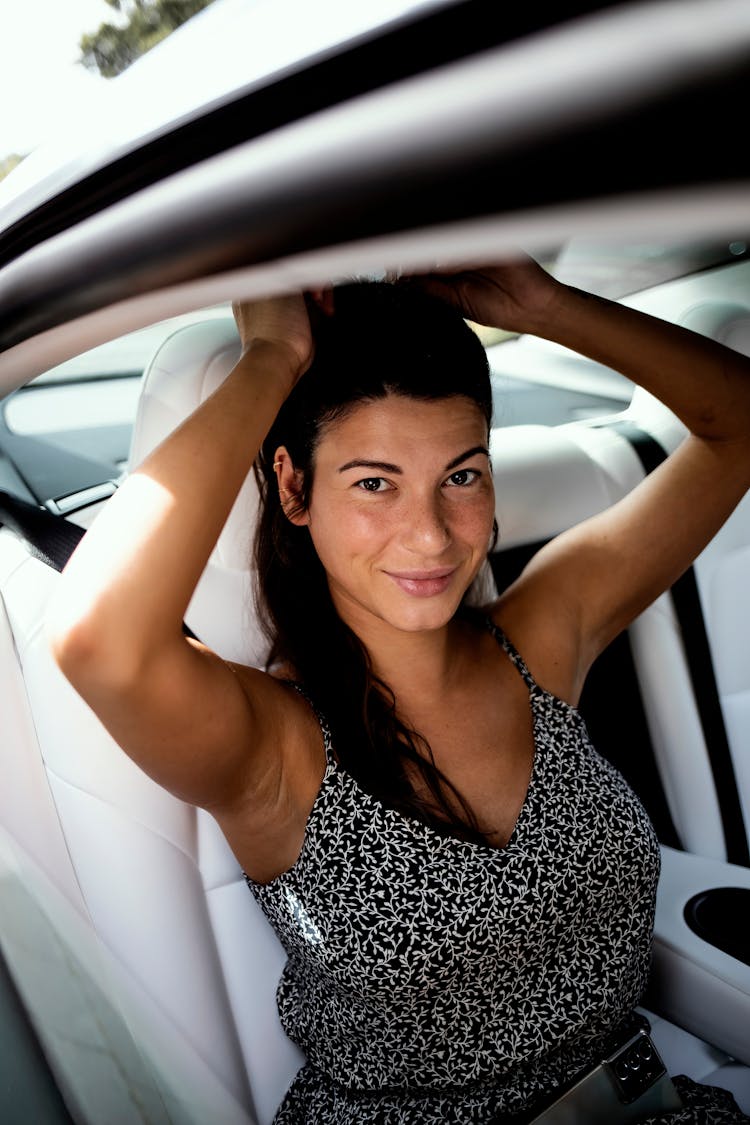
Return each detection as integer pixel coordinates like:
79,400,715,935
292,394,495,639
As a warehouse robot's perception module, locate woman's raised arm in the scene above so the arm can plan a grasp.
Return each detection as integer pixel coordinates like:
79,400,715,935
47,295,315,812
411,257,750,697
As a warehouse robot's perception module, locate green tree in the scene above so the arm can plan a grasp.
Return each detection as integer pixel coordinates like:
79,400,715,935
79,0,216,79
0,153,25,181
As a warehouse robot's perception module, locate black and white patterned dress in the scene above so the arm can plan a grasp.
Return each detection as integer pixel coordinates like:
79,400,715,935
246,624,748,1123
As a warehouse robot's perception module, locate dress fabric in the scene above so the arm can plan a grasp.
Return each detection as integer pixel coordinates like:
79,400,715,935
246,623,748,1124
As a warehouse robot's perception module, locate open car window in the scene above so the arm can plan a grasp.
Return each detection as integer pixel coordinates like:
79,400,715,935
553,235,750,299
0,307,231,510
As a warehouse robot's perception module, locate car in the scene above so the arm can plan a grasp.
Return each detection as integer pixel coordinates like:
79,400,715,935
0,0,749,1121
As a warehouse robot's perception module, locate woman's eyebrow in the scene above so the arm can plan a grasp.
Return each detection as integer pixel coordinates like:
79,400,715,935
337,446,489,475
337,459,402,474
444,445,489,471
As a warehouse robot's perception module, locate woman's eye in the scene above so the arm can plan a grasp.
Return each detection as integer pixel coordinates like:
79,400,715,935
445,469,479,487
356,477,390,493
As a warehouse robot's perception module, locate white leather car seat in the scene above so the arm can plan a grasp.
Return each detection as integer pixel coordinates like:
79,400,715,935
0,533,264,1124
126,317,306,1122
621,298,750,863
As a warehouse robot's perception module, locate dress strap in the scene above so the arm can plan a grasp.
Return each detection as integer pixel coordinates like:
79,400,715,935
286,680,337,766
484,618,537,691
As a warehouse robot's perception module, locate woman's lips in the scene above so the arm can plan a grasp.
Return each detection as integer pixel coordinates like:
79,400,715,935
385,568,457,597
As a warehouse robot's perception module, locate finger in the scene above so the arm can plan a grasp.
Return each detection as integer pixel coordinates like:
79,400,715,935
308,288,335,316
397,273,468,310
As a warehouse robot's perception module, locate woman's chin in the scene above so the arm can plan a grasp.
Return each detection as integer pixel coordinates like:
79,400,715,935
329,572,474,637
384,590,468,634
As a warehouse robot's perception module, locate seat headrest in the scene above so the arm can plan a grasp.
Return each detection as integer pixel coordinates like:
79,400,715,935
489,423,616,547
679,301,750,356
129,317,268,666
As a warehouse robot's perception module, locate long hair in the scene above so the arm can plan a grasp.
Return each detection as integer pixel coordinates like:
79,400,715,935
254,281,494,843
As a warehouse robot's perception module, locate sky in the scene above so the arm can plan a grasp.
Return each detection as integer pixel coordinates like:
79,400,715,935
0,0,442,162
0,0,112,156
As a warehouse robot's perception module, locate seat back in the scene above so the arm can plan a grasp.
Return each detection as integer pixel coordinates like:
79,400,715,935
127,317,306,1122
130,319,268,666
487,418,691,847
0,531,258,1124
621,296,750,863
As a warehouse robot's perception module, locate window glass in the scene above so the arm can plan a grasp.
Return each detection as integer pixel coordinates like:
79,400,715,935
552,236,750,299
0,307,233,506
484,235,750,427
27,306,232,388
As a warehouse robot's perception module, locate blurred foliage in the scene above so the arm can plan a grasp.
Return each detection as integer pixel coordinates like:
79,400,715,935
79,0,216,78
0,153,25,181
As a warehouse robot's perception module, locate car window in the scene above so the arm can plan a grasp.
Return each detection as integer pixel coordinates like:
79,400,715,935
552,235,750,299
0,307,232,509
485,235,750,427
2,287,626,510
25,306,233,388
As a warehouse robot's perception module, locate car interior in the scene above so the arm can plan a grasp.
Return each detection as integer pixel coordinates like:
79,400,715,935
1,234,750,1124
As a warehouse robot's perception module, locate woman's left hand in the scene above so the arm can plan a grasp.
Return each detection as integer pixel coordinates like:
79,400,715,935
403,252,564,335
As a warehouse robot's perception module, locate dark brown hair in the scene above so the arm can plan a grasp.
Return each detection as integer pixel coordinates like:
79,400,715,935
253,281,494,842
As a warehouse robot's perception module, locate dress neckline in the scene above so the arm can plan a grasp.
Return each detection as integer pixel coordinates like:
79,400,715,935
249,619,588,888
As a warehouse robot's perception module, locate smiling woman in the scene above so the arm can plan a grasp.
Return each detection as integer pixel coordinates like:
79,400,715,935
254,281,497,847
1,0,750,1120
46,251,750,1123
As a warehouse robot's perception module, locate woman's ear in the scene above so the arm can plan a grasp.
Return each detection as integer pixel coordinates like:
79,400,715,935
273,446,309,526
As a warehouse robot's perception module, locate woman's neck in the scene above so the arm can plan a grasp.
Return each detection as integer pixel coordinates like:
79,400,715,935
348,610,477,704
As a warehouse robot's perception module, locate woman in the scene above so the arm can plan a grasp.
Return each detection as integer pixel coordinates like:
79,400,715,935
48,255,750,1123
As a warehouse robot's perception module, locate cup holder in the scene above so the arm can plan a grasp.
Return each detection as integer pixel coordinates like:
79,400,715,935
684,887,750,966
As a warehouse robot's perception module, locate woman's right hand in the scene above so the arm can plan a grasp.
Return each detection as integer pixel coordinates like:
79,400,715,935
232,292,321,388
402,253,564,336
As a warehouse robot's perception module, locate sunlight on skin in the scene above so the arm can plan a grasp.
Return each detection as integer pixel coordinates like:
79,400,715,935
46,472,176,638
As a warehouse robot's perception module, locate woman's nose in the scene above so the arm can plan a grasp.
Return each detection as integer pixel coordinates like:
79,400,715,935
402,494,451,553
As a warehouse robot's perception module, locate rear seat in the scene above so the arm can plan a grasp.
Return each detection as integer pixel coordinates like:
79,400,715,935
0,310,748,1123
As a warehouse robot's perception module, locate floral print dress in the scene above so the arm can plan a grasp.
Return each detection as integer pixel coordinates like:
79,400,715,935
246,624,748,1124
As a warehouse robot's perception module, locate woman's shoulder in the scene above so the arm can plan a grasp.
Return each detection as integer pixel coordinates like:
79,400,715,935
230,659,318,737
211,661,331,880
481,586,585,707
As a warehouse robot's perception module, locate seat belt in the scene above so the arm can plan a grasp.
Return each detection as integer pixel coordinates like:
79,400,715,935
0,489,85,572
605,421,750,868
